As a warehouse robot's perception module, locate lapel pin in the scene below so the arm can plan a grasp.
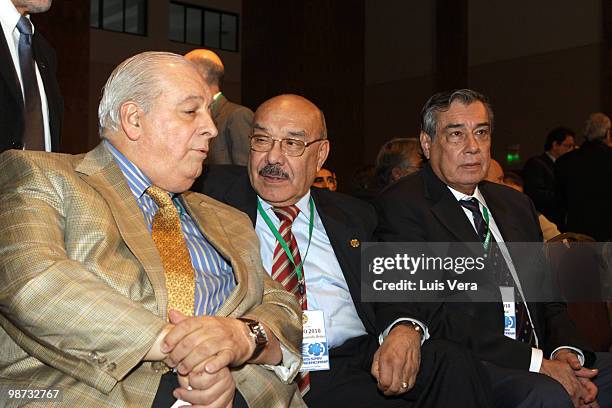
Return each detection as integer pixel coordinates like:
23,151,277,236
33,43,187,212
350,238,360,248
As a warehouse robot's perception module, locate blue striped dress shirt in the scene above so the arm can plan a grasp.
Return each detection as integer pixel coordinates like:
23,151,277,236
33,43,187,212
104,141,235,315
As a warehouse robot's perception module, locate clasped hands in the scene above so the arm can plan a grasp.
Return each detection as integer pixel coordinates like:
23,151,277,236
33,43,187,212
368,325,602,408
540,349,599,408
147,310,260,408
371,324,422,396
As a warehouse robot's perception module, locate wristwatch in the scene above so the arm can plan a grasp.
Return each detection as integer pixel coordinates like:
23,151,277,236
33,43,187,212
392,320,423,339
238,317,268,360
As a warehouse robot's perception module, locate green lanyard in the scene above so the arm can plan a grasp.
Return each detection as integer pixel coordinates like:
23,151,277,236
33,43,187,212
481,205,492,252
257,198,315,294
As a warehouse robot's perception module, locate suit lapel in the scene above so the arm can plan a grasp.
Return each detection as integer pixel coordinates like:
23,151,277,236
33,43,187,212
479,182,525,242
423,165,480,243
311,189,377,333
0,30,23,107
32,33,61,150
224,172,258,225
540,153,554,177
181,191,249,317
75,144,168,316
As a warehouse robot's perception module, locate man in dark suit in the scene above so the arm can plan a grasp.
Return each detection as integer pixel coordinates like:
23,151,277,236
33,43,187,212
0,0,63,153
185,48,252,166
194,93,492,408
376,89,612,408
555,113,612,241
522,127,575,226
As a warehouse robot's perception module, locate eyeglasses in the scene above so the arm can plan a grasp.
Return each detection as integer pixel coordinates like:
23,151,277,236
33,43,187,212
249,135,325,157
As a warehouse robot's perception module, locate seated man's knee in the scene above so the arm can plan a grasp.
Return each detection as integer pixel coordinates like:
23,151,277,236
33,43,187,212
425,339,480,369
514,374,573,408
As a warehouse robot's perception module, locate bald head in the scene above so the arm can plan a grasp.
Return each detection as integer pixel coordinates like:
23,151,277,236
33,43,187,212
249,94,330,207
485,159,504,184
184,49,224,91
254,94,327,140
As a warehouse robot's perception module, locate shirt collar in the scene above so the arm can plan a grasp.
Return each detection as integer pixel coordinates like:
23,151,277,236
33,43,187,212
0,0,26,40
545,151,556,163
447,184,487,208
103,140,153,200
258,190,312,222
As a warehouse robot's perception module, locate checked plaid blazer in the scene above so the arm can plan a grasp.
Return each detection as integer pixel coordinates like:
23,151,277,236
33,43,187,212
0,144,305,408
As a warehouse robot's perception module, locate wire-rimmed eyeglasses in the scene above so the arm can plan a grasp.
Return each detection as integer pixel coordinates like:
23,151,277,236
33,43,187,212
249,135,325,157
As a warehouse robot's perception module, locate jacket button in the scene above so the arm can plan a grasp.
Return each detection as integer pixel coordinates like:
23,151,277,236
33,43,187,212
88,351,100,362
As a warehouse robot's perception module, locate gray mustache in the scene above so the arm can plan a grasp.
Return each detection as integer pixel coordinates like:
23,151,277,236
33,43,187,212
259,164,289,179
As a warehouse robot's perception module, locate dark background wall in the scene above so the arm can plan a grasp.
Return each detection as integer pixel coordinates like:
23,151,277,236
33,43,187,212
364,0,603,172
34,2,90,154
33,0,610,189
242,0,365,188
467,0,602,169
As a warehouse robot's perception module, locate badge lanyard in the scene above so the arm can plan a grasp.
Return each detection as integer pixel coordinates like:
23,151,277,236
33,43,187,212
481,205,492,252
257,198,315,295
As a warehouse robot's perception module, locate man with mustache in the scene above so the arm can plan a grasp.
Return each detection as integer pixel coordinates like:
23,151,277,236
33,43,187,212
194,94,492,407
376,89,612,408
0,52,302,407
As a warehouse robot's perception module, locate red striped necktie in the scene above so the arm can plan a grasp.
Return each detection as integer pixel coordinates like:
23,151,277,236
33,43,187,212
271,205,310,395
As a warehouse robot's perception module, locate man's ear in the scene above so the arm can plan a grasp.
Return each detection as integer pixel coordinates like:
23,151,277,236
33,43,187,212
420,131,432,160
120,101,142,141
316,140,330,171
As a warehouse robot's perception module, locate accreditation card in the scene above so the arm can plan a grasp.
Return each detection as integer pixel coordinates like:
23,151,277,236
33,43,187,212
500,286,516,340
300,310,330,372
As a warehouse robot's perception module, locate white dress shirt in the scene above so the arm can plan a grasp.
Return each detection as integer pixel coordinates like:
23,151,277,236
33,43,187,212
449,185,584,372
256,191,368,349
0,0,51,151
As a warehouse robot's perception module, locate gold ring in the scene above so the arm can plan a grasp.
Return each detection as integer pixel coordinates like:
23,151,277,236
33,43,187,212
401,381,408,389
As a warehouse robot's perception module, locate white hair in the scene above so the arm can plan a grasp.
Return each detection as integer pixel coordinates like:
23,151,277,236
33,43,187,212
584,113,611,142
98,51,193,137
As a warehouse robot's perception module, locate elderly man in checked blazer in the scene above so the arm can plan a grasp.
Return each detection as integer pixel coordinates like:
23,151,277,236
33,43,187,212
0,52,303,407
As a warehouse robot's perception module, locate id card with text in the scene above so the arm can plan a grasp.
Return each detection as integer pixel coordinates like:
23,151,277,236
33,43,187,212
501,286,516,340
300,310,330,372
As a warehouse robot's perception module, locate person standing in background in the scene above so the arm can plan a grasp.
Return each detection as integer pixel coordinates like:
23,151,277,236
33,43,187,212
555,113,612,241
522,127,575,225
185,48,253,166
0,0,63,153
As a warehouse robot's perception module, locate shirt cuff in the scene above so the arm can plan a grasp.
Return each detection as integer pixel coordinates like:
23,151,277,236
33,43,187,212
529,348,544,372
378,318,430,346
550,346,585,366
262,343,301,383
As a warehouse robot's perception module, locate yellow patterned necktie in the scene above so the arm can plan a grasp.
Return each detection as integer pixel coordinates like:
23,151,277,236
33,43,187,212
146,186,195,317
